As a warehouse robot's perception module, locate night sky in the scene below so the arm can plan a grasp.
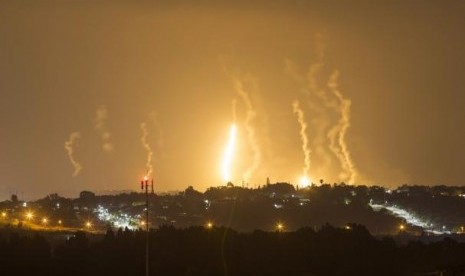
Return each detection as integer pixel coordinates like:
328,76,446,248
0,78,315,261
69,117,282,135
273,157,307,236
1,0,465,199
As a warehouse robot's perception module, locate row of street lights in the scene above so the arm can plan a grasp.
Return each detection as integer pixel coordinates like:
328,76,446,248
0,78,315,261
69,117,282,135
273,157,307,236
1,209,93,230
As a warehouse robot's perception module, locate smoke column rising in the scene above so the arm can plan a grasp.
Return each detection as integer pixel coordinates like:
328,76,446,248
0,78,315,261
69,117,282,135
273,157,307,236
140,122,153,177
64,132,82,177
94,105,114,153
292,100,312,184
285,59,333,179
327,71,357,183
235,80,261,183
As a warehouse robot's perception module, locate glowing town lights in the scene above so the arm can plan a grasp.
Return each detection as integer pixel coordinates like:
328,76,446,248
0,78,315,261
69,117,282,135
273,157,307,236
276,223,284,232
299,176,311,188
345,225,351,230
58,220,62,225
369,202,451,234
206,222,213,229
140,221,146,226
221,124,237,183
95,205,138,230
1,212,6,218
399,224,405,231
42,218,48,224
85,221,92,228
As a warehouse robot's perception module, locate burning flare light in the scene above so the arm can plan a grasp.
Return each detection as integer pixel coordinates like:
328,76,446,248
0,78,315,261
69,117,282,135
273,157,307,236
222,124,237,183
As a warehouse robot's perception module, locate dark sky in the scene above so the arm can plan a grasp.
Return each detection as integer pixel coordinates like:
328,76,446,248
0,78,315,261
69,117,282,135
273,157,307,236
1,0,465,199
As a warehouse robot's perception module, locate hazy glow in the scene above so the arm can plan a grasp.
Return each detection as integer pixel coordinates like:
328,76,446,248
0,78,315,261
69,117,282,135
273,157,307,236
221,124,237,183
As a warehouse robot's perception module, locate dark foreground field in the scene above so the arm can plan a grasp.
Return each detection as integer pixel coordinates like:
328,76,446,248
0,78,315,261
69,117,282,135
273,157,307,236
1,224,464,276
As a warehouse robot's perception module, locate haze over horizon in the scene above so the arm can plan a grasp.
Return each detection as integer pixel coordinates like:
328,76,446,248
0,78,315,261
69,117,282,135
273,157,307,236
1,0,465,200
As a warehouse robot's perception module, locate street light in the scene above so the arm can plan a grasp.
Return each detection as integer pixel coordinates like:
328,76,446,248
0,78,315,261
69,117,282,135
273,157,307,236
25,212,33,220
42,218,48,225
85,221,92,229
1,212,6,218
276,222,284,232
205,221,213,229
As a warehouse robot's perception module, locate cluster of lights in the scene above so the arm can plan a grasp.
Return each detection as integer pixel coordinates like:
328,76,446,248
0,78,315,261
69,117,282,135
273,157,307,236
369,201,450,234
95,205,138,230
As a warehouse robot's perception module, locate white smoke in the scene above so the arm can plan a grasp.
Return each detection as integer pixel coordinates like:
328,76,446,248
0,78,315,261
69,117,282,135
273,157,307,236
235,79,262,183
285,36,358,184
140,122,153,177
94,105,114,153
64,132,82,177
292,100,311,180
327,71,357,184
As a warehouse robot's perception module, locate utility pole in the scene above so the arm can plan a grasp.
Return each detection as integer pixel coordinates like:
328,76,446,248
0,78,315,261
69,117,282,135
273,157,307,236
141,176,154,276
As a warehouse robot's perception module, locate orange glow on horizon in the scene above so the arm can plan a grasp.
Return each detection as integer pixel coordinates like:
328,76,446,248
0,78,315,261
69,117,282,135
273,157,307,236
299,175,311,188
221,123,237,183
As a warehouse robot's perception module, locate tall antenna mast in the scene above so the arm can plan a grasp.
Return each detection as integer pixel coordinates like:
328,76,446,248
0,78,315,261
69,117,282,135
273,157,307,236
140,174,154,276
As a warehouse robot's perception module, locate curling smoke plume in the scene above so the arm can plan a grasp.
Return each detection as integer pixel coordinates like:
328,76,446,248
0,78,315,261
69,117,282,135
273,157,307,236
235,79,261,183
327,71,357,183
94,105,114,153
292,100,311,183
285,59,333,177
64,132,82,177
140,122,153,177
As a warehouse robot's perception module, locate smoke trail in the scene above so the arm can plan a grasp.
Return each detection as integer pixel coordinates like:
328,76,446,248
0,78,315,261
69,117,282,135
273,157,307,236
94,105,114,153
235,79,261,183
64,132,82,177
327,71,357,184
292,100,311,181
140,122,153,177
285,59,333,178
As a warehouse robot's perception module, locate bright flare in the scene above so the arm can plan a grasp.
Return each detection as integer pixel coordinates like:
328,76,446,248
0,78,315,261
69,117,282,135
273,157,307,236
221,124,237,183
299,176,311,188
